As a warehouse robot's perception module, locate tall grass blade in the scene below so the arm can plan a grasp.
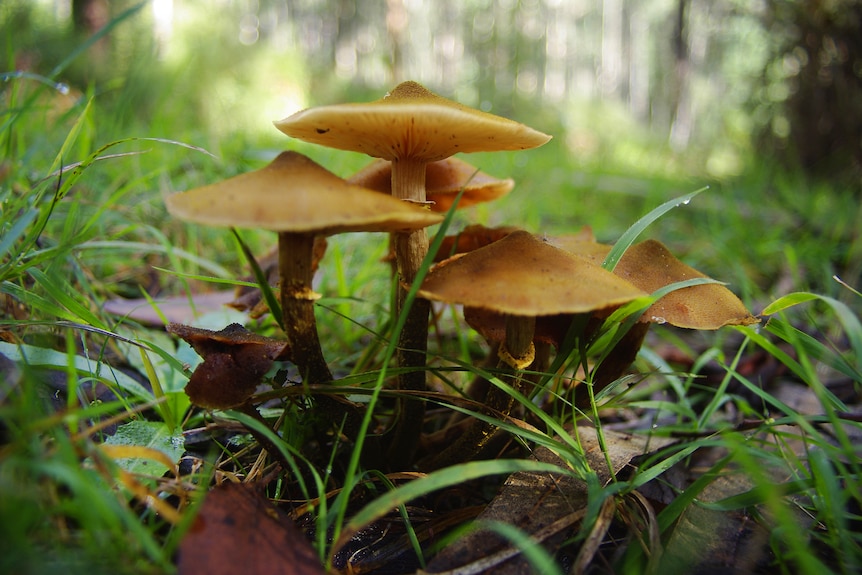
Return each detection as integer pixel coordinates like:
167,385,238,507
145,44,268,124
602,187,707,271
763,291,862,369
231,227,283,330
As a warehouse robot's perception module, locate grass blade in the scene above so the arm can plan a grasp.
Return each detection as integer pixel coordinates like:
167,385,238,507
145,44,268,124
602,187,707,271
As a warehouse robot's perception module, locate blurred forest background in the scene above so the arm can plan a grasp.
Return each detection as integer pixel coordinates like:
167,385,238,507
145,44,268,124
6,0,861,183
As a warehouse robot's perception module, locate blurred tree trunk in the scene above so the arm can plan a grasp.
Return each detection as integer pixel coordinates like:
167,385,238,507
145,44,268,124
71,0,110,63
669,0,692,150
72,0,109,35
386,0,407,83
761,0,862,179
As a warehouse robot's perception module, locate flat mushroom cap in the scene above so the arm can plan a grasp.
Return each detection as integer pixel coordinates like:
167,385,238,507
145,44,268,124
348,157,515,212
552,237,758,329
417,230,645,316
273,81,552,163
165,151,443,234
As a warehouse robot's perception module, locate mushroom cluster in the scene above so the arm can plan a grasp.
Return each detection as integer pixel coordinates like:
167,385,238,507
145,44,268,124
162,81,756,473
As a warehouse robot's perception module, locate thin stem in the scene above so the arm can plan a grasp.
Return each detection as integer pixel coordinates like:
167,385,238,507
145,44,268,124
278,231,332,385
387,158,430,468
278,232,367,442
420,316,537,471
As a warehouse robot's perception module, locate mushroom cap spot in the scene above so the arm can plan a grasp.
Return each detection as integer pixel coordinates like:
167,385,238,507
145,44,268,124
555,237,758,329
164,151,443,233
274,81,552,162
348,157,515,212
417,230,645,316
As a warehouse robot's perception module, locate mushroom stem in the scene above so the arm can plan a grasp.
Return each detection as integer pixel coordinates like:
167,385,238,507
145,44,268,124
500,314,537,370
419,316,537,471
277,231,332,385
387,158,430,466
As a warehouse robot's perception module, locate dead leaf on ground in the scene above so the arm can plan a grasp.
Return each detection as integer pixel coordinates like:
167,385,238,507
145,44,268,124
658,473,772,575
424,426,677,574
177,482,325,575
104,291,237,325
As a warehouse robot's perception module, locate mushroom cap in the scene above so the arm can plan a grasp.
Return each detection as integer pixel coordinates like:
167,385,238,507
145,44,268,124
273,81,552,163
551,237,758,329
417,230,645,316
347,157,515,212
165,151,443,234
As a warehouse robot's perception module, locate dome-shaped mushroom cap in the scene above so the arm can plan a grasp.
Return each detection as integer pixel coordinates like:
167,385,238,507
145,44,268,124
165,151,443,234
348,157,515,212
273,81,552,163
552,236,758,329
417,230,645,316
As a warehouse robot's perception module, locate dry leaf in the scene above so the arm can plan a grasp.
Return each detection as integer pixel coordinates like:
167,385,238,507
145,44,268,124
104,291,237,326
177,482,325,575
425,427,677,574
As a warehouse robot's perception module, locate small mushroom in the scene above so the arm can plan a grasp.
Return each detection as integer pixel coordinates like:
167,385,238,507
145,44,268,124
415,230,645,469
165,151,442,388
275,81,551,465
548,236,758,406
348,157,515,212
166,323,290,410
551,237,758,329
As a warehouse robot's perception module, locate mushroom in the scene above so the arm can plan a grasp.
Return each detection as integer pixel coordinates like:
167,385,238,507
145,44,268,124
347,156,515,213
274,81,551,464
164,151,442,389
166,322,290,410
546,235,758,406
550,236,758,329
414,230,646,469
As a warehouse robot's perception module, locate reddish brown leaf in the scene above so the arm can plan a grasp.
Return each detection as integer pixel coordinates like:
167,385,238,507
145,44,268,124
177,482,325,575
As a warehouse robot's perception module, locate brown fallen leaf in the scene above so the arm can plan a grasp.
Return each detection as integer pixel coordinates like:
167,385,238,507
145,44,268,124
167,323,290,409
177,482,325,575
424,426,677,574
658,473,772,574
103,291,237,326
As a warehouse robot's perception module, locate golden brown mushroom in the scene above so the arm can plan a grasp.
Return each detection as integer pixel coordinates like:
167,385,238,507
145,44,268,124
548,235,758,407
165,151,442,387
275,81,551,465
415,231,645,469
550,236,758,329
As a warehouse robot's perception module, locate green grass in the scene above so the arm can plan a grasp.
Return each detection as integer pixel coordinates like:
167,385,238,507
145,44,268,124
2,15,861,575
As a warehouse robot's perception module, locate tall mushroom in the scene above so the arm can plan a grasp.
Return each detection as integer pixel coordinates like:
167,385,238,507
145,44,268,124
164,151,442,409
414,230,646,469
274,81,551,464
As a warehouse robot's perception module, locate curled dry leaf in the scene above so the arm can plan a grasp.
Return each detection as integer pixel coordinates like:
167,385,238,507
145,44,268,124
167,323,290,409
